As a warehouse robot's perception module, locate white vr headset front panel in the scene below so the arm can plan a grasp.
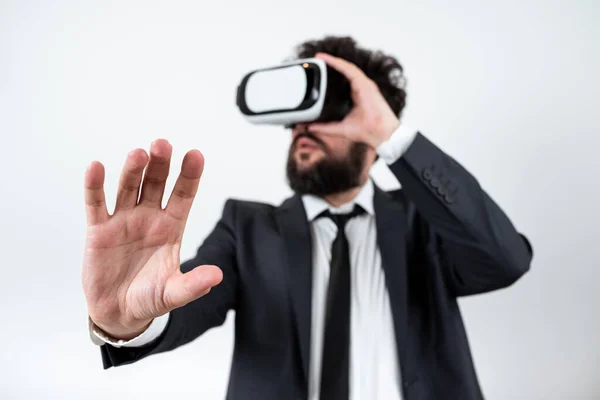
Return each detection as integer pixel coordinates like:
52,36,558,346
245,65,307,113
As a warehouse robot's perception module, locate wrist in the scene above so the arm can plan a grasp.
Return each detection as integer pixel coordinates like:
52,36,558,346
370,124,399,149
91,317,152,341
372,117,400,148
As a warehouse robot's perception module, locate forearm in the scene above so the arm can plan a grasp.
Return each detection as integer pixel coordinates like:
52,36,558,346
378,128,533,295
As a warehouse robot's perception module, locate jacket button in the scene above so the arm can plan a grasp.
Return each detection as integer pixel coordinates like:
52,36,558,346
437,185,446,196
422,168,432,181
430,178,440,188
445,194,455,204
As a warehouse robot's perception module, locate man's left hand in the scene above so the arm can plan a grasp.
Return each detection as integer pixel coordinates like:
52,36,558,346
306,52,400,149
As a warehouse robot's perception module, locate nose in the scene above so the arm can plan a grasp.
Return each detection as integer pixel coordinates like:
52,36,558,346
291,124,309,137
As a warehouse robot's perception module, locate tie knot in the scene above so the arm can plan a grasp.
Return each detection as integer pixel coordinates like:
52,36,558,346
318,205,365,229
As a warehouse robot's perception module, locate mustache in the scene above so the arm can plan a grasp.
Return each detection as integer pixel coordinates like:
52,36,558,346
293,132,327,151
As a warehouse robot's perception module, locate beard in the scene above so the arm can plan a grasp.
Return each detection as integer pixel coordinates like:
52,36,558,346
286,132,369,197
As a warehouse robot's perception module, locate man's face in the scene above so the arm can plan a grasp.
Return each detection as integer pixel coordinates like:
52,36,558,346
286,124,369,196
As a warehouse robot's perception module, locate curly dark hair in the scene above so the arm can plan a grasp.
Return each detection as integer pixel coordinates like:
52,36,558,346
292,35,407,119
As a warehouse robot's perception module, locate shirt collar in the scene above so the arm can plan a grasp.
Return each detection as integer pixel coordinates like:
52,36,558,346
301,178,375,221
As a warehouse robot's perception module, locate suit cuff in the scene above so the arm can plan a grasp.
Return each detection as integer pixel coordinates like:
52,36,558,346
88,313,170,348
376,124,419,164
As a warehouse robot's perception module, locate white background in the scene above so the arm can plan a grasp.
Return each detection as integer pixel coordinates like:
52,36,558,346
1,0,599,399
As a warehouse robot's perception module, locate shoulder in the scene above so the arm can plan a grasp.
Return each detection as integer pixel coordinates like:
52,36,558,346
220,197,280,221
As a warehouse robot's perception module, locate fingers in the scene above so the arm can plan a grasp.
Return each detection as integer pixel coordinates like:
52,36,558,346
165,149,204,221
92,140,201,222
84,161,109,226
315,52,368,87
163,265,223,310
114,149,149,212
138,139,173,208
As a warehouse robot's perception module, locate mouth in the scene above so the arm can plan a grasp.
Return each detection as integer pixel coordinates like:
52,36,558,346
296,137,320,151
294,131,327,152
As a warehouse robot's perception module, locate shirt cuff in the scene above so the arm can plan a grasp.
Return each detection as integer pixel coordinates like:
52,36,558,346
88,313,170,348
376,124,419,165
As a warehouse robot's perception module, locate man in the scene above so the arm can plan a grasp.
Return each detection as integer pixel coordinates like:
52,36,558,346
82,36,533,400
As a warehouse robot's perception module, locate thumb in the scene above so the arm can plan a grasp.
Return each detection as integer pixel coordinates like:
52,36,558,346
163,265,223,310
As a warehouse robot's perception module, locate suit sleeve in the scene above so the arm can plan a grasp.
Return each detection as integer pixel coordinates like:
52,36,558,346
99,199,239,368
385,132,533,296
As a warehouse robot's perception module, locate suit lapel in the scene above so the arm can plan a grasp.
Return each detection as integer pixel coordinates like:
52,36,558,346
277,194,313,387
373,186,410,363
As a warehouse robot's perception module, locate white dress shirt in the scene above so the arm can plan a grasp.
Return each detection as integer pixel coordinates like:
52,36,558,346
90,125,419,400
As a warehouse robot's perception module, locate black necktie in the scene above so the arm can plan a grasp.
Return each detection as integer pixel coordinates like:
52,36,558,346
318,205,365,400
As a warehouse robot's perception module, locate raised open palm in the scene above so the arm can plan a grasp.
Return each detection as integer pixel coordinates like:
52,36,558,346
82,139,222,340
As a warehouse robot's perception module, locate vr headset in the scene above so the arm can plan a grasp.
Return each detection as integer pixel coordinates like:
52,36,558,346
236,57,352,128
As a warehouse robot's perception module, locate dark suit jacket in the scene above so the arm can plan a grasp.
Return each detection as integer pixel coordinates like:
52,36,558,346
99,133,533,400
